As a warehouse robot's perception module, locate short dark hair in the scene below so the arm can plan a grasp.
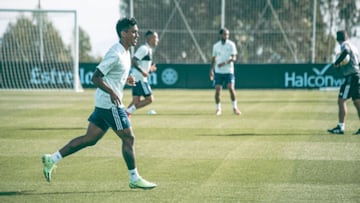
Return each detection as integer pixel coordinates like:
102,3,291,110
116,17,137,38
336,30,348,41
219,28,228,35
145,30,155,37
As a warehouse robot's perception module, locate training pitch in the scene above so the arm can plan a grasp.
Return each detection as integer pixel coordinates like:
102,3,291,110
0,89,359,202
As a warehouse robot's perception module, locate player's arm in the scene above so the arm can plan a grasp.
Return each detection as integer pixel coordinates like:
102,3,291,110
224,54,236,65
92,68,121,106
227,54,237,64
334,50,348,66
132,56,149,77
150,62,157,72
218,54,237,67
132,56,144,73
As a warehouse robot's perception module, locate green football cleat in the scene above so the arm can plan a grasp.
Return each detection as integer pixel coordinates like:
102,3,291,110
42,154,57,182
129,177,157,190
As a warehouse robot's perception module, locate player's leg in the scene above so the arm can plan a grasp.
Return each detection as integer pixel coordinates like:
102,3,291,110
126,95,141,117
135,81,153,109
134,81,153,110
338,98,347,124
59,123,106,157
126,85,140,117
115,128,136,171
42,107,110,182
328,98,347,134
353,99,360,135
126,81,153,115
328,77,350,134
215,85,222,115
226,74,241,115
42,122,106,182
115,128,156,189
112,107,156,189
214,73,222,115
351,73,360,135
137,95,153,108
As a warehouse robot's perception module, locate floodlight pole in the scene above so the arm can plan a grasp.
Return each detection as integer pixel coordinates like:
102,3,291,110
38,0,44,62
311,0,317,63
130,0,134,55
221,0,225,28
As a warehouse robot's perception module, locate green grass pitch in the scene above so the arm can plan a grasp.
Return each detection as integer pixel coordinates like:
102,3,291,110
0,89,359,202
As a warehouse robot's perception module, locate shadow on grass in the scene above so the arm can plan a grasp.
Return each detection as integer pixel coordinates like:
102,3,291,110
198,132,319,136
19,127,86,131
0,189,134,196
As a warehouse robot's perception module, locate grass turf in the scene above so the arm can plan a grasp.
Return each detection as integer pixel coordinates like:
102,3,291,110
0,89,359,202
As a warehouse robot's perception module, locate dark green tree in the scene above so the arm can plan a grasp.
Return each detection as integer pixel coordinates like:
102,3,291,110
0,14,72,62
79,26,100,62
337,0,360,35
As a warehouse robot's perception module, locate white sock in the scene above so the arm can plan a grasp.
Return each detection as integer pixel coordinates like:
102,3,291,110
126,105,137,114
129,168,140,181
216,103,221,110
232,100,238,109
338,123,345,130
51,151,63,163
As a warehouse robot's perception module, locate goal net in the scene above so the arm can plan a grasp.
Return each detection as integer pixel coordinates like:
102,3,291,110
0,9,82,91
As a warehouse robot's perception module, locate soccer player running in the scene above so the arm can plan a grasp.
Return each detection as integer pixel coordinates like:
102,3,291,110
42,17,157,189
209,28,241,116
126,30,159,117
328,30,360,135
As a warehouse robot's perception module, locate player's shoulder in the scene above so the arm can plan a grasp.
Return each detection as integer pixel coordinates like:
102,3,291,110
103,43,127,61
107,42,127,54
213,41,223,49
135,44,149,53
138,43,149,50
226,39,236,46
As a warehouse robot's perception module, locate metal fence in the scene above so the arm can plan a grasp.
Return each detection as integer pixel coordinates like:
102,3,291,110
121,0,360,64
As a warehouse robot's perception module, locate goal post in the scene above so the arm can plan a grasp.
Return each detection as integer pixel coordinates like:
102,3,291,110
0,8,82,92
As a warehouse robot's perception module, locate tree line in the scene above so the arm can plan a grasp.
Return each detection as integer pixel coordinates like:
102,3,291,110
1,0,359,64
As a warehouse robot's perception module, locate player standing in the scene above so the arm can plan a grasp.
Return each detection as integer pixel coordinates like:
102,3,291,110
126,30,159,117
328,30,360,135
209,28,241,116
41,17,157,189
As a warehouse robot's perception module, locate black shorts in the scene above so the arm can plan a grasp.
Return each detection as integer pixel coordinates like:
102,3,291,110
339,73,360,100
88,106,131,132
214,73,235,86
132,81,152,97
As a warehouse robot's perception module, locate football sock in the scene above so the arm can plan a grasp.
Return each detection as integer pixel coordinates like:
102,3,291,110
216,103,221,110
232,100,238,109
338,123,345,130
127,105,137,114
129,168,140,181
51,151,63,163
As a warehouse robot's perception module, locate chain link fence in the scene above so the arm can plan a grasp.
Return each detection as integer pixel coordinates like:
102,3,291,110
121,0,360,64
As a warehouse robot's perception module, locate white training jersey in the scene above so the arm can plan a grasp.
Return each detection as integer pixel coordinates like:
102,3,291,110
94,42,131,108
339,40,360,76
212,39,237,74
132,43,152,82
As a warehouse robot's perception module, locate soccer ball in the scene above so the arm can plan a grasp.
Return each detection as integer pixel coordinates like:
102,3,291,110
335,53,350,66
147,109,157,115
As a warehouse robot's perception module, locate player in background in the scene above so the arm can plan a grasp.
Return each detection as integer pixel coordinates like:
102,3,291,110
126,31,159,117
209,28,241,116
41,17,157,189
328,30,360,135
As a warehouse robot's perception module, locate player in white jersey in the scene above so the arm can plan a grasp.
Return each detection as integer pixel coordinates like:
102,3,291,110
126,31,159,117
210,28,241,116
41,17,157,190
328,30,360,135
